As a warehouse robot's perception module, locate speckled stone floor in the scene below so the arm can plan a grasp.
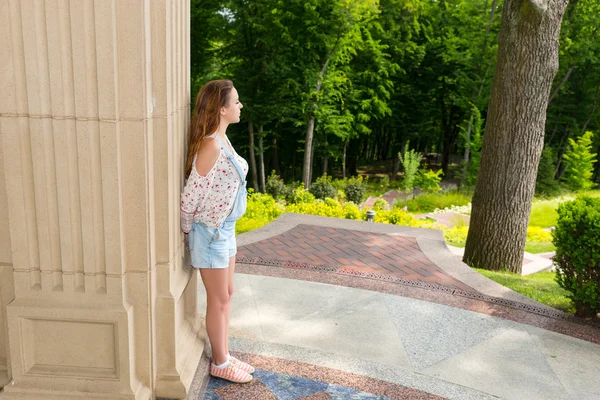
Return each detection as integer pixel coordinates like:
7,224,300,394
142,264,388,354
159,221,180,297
202,353,444,400
188,214,600,400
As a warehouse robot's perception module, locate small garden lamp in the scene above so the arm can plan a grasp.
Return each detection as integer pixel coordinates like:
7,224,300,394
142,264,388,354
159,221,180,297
366,210,376,223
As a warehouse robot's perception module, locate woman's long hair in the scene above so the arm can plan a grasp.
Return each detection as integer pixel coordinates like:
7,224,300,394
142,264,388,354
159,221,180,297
184,79,234,178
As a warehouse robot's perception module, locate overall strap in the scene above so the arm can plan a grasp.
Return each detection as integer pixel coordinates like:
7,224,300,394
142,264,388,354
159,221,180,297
208,135,245,181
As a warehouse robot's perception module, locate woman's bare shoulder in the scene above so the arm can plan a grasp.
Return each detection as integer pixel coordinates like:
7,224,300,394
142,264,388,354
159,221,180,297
194,138,221,177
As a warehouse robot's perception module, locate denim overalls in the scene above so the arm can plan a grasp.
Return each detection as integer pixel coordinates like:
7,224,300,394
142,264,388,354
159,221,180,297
188,135,247,269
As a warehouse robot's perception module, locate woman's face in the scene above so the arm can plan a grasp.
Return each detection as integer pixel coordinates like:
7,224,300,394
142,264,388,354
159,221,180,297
221,87,243,124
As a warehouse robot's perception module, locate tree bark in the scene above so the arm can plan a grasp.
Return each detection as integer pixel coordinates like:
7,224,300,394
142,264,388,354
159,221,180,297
248,121,259,192
303,29,342,189
258,125,266,192
464,0,568,273
342,141,347,179
272,136,281,176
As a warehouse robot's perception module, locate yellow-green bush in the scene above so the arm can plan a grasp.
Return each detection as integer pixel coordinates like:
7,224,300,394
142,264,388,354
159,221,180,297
343,202,362,220
289,186,316,204
236,191,285,234
443,225,469,245
526,226,552,243
287,198,345,218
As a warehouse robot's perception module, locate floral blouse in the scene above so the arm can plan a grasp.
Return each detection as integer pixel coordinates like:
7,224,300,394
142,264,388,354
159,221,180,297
180,148,249,233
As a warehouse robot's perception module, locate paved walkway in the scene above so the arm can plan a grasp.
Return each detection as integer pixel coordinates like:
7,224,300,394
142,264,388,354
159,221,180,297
187,214,600,400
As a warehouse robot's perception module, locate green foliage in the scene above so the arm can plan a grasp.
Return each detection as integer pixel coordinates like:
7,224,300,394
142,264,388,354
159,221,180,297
552,196,600,318
379,175,390,189
266,171,287,199
373,198,389,211
444,226,469,246
562,132,598,192
416,169,443,193
344,176,367,204
237,192,285,234
343,202,362,219
289,186,316,205
398,143,422,194
459,104,484,187
536,147,561,197
526,226,552,243
395,191,472,213
309,174,337,200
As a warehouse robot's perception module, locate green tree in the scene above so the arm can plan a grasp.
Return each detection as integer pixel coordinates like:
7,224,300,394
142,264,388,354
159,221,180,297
562,131,598,191
459,104,484,187
535,147,561,196
398,143,422,194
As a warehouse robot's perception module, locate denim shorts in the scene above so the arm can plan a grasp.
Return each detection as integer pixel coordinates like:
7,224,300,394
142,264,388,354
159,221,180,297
189,219,236,269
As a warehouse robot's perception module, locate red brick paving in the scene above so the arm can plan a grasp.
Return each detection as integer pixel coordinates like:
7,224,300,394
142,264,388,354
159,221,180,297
237,224,473,291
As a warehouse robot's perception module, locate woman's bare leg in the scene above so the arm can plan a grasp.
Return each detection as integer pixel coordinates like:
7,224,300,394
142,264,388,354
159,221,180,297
200,267,230,365
224,256,235,356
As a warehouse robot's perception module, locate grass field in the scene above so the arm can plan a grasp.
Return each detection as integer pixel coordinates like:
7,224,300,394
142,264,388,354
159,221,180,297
474,269,574,313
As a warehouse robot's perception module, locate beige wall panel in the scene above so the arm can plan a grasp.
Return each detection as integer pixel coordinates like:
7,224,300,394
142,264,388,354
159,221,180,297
120,121,149,273
44,0,65,118
6,301,134,395
94,0,118,121
99,121,124,278
153,119,170,264
115,0,146,120
150,0,170,117
0,0,16,116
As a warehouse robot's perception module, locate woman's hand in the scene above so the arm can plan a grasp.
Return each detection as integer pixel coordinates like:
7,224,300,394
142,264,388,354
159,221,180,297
184,233,189,251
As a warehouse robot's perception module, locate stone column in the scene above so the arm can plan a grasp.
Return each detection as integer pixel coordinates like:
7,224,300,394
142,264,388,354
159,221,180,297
0,1,202,399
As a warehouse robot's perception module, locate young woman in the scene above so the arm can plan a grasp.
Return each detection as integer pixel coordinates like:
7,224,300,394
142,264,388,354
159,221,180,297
180,79,254,384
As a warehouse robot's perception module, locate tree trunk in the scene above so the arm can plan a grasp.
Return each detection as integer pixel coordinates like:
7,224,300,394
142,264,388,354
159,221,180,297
462,116,473,185
258,125,266,192
272,136,281,176
463,0,568,273
304,53,334,188
248,121,259,192
309,136,316,184
342,141,347,179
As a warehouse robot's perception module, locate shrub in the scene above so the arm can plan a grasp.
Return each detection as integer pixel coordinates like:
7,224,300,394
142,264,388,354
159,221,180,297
309,174,337,200
286,198,345,218
398,143,422,194
379,175,390,188
562,131,598,192
386,208,417,226
552,196,600,318
266,171,286,199
373,198,389,211
443,226,469,246
416,169,443,193
526,226,552,243
344,176,367,204
343,202,362,220
535,147,561,197
395,191,472,213
237,192,285,234
288,186,316,204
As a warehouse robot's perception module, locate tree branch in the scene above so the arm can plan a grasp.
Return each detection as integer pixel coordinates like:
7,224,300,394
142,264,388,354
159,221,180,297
548,64,575,103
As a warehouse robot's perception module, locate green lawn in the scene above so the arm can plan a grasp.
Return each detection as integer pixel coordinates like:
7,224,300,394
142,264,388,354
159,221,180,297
474,268,575,314
524,242,555,254
447,241,554,254
529,190,600,228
